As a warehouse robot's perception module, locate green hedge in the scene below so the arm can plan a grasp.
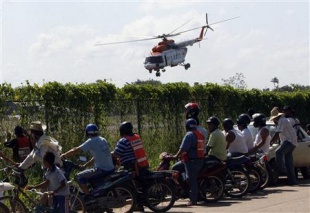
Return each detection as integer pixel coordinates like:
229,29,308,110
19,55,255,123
1,81,310,170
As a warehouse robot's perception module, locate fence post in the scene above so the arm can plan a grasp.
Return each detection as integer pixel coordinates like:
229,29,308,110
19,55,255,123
136,99,142,135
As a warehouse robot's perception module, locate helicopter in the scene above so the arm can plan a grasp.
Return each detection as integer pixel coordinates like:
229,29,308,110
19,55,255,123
96,13,239,77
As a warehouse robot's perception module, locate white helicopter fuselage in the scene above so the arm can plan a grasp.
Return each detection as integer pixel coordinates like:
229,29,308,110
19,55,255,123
144,47,188,71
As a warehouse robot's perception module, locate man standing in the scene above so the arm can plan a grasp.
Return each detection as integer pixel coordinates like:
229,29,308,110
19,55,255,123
19,121,62,170
184,103,208,140
4,125,32,162
269,107,298,186
172,119,205,206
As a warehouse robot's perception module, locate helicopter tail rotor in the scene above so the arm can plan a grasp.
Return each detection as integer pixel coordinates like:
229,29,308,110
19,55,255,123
204,13,214,36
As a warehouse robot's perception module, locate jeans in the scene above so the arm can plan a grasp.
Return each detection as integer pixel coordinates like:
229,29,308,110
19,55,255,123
184,159,204,203
75,167,115,184
171,161,186,184
275,141,297,184
53,195,69,213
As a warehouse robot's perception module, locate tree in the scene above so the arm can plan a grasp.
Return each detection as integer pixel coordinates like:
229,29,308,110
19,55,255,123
221,73,247,90
271,77,279,90
132,79,162,86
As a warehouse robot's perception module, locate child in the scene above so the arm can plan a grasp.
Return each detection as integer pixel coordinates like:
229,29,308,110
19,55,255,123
26,151,70,212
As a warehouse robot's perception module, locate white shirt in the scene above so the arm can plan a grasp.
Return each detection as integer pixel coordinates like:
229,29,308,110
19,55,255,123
19,135,62,170
254,127,271,154
227,129,248,154
276,115,298,147
241,128,254,150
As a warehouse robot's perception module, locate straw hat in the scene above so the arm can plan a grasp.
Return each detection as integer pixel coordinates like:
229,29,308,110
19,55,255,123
269,107,284,121
29,121,47,132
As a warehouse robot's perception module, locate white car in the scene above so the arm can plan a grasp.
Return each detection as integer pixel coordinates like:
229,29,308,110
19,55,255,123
248,120,310,184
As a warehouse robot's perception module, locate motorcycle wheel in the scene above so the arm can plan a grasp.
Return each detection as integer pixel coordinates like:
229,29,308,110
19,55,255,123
199,176,224,202
144,181,176,213
259,163,270,189
268,160,279,185
106,185,136,213
247,167,261,193
68,193,85,213
224,168,250,198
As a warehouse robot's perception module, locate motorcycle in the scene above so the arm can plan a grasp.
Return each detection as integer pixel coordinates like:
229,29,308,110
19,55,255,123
62,159,137,213
223,155,251,198
131,169,177,213
245,153,269,193
157,152,226,203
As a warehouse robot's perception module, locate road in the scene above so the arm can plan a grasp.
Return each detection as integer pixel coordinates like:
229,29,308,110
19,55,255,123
144,178,310,213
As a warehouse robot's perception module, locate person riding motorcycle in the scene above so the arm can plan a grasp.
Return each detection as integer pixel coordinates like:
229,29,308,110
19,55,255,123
248,113,271,155
205,116,227,162
223,118,248,157
172,118,205,206
112,121,149,176
237,113,254,151
61,124,114,196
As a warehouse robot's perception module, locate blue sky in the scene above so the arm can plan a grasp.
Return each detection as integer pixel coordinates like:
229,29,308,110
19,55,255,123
1,0,309,89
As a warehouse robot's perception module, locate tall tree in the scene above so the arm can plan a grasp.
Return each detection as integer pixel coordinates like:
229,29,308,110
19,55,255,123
221,72,247,90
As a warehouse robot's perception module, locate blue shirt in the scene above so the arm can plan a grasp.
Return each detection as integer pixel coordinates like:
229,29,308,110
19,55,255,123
179,131,198,159
113,137,136,165
80,136,114,171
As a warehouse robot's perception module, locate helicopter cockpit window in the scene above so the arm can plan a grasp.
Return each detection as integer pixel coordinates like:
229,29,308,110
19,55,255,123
145,56,163,63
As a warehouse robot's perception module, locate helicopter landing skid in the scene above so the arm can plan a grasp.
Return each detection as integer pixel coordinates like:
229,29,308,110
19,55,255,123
180,63,191,70
152,68,165,77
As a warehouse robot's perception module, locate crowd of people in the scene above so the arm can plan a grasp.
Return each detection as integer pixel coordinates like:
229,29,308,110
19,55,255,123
0,103,307,211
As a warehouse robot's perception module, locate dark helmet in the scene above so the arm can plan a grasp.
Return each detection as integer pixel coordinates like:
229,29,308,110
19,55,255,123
206,116,220,127
185,103,200,119
237,113,251,126
14,125,24,136
119,121,133,136
222,118,234,130
85,124,99,135
185,118,197,130
252,113,266,126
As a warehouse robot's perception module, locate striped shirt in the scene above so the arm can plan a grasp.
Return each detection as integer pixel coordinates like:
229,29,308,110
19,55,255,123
114,137,136,165
276,115,298,147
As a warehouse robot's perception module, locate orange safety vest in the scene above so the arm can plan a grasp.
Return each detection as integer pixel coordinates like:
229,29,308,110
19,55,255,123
125,134,149,168
181,130,205,162
17,136,31,159
193,130,205,158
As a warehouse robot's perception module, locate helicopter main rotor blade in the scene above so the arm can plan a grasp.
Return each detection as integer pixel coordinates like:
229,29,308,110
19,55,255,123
173,15,239,35
209,16,240,26
168,18,194,36
94,37,158,46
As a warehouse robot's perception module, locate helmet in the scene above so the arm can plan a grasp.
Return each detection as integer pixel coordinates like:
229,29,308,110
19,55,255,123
14,125,24,136
222,118,234,130
237,113,251,126
85,124,99,135
252,113,266,126
185,118,197,130
185,103,200,119
119,121,133,136
206,116,220,127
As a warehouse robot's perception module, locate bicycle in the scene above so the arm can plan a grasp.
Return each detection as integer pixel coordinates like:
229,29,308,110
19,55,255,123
0,165,85,213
